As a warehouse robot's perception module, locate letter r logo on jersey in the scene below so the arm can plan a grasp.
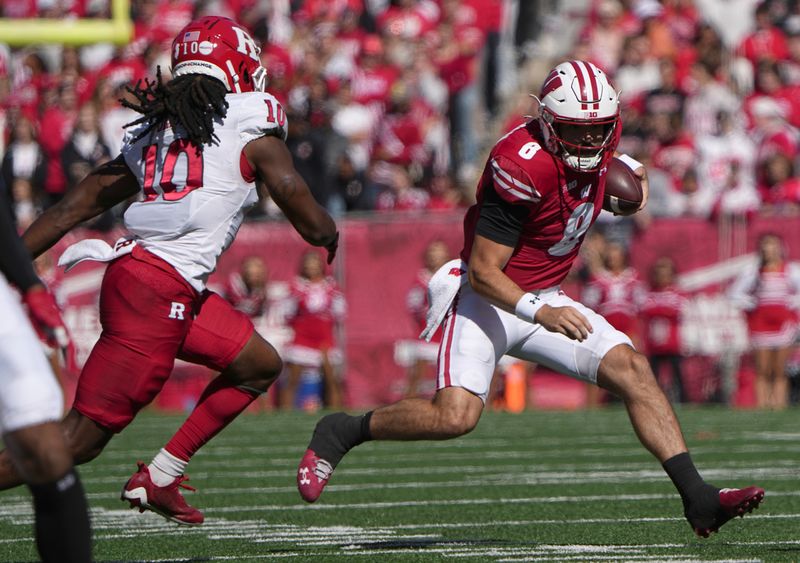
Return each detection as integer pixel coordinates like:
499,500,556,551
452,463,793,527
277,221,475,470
169,302,186,320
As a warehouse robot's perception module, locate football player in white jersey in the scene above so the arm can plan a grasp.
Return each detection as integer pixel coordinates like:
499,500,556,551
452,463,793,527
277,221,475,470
0,192,91,561
0,16,338,526
296,60,764,538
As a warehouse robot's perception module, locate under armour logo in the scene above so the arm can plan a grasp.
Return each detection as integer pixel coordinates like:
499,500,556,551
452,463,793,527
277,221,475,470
449,267,465,277
298,467,311,485
169,302,186,320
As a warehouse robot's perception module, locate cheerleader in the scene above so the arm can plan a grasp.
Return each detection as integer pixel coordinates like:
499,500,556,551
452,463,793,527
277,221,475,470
729,233,800,409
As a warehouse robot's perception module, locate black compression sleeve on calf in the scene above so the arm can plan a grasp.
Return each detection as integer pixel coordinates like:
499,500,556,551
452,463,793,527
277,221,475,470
28,469,92,563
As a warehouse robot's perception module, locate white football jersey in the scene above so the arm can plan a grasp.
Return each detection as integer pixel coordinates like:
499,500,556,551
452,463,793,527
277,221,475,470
121,91,287,291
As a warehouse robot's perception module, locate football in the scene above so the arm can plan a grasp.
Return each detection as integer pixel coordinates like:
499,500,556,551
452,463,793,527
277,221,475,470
603,157,644,216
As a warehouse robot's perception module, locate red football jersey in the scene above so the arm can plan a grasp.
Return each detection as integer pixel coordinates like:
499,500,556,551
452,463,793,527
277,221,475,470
461,122,610,291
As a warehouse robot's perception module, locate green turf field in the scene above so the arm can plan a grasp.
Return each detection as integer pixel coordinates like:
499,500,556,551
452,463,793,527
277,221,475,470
0,407,797,562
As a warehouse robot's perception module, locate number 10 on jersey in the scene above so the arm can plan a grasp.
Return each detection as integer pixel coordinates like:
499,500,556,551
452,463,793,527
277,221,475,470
141,139,204,202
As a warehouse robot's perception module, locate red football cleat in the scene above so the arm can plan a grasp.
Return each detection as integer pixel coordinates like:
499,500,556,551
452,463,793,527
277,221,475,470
121,462,204,525
297,449,334,503
693,486,765,538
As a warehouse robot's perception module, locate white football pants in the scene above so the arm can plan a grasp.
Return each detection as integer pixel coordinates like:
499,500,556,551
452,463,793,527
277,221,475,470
436,283,633,402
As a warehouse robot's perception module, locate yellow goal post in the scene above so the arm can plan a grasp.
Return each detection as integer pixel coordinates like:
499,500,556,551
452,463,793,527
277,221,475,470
0,0,132,46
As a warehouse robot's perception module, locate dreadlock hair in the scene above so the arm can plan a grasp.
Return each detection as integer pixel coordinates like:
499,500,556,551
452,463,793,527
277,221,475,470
122,67,229,147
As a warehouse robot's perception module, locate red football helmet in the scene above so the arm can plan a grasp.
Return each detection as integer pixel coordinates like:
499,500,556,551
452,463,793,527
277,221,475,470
536,60,620,172
171,16,266,93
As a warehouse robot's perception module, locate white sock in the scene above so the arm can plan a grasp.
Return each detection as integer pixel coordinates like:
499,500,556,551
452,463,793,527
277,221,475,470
148,448,188,487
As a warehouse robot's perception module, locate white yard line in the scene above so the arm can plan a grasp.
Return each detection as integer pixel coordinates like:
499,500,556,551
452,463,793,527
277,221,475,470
0,504,795,563
74,465,798,498
201,490,800,513
94,440,800,464
75,457,800,487
2,486,788,510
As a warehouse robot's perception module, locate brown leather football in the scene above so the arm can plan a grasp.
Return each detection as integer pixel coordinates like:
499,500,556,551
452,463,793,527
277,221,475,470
603,157,643,216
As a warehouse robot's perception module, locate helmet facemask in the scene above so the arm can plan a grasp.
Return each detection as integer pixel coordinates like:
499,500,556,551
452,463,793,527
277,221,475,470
241,40,267,93
540,108,619,171
251,65,267,93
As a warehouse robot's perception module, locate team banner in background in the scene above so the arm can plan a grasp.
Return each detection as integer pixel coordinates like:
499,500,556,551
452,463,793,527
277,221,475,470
48,214,800,409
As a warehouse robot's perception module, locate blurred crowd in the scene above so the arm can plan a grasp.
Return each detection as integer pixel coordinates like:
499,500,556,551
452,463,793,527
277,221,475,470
0,0,520,226
3,0,800,226
576,0,800,220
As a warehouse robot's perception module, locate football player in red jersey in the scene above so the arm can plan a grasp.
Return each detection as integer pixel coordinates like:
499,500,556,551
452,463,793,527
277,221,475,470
0,16,338,525
298,60,764,537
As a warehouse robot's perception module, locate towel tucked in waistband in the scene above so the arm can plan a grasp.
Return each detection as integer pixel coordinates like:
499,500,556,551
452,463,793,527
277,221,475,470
419,258,468,342
58,237,137,272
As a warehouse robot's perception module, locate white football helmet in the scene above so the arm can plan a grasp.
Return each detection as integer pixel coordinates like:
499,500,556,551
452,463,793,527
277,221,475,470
536,60,620,172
